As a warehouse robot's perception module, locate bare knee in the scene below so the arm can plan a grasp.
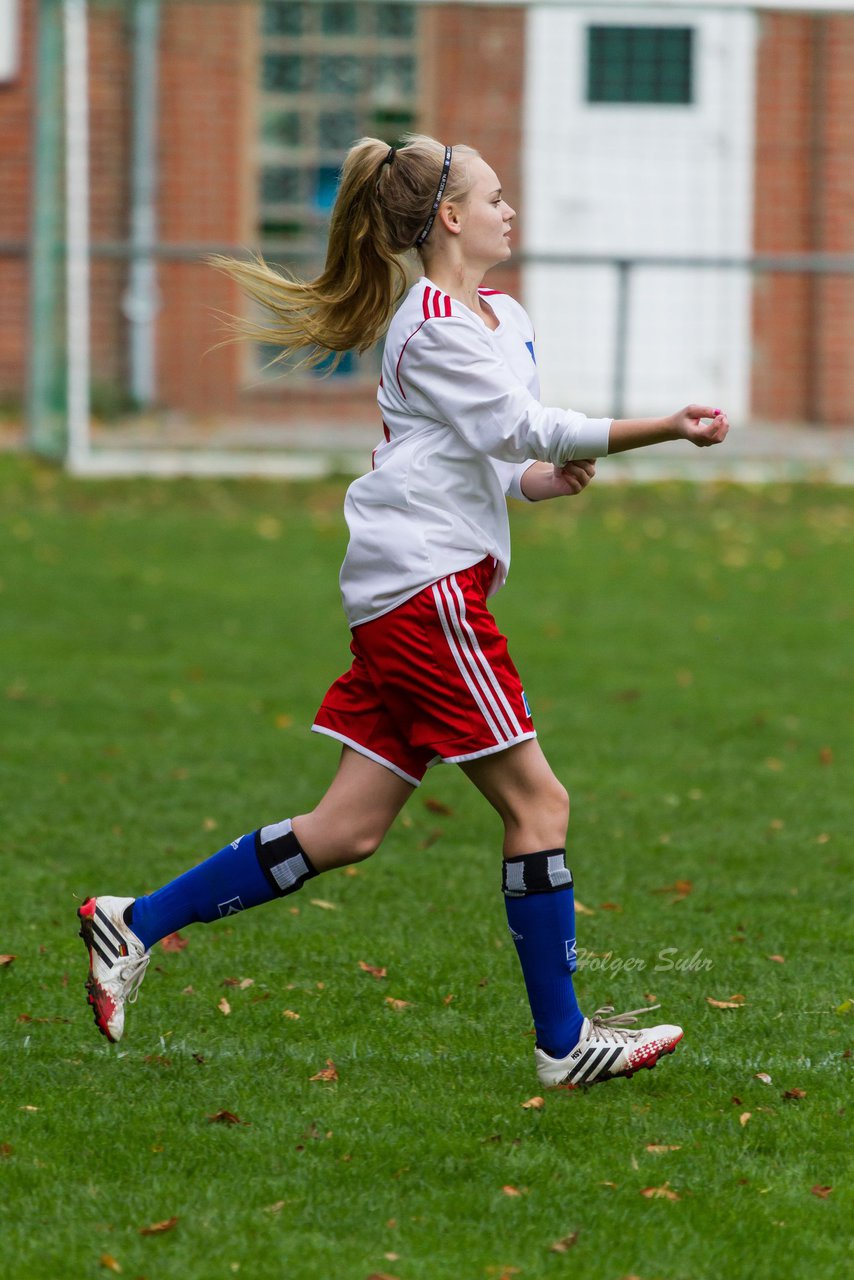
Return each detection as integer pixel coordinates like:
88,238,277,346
293,811,387,870
502,776,569,854
347,825,384,862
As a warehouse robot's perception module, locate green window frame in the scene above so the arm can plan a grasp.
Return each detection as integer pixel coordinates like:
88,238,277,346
587,25,694,106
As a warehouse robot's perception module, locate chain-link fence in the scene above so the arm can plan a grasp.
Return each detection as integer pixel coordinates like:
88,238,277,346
1,1,853,473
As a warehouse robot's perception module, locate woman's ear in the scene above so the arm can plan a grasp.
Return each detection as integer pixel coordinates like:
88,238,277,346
437,201,462,237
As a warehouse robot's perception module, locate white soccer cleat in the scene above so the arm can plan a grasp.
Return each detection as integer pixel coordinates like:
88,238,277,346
535,1005,683,1088
77,896,150,1043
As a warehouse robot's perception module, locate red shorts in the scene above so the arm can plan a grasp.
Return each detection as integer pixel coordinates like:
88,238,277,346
313,558,536,785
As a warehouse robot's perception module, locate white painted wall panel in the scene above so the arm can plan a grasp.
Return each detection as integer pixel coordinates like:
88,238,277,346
523,5,757,419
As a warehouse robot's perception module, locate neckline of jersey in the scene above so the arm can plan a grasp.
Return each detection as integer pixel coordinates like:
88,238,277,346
418,277,503,334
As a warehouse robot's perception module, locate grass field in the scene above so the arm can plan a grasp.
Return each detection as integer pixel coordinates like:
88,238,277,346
1,453,851,1280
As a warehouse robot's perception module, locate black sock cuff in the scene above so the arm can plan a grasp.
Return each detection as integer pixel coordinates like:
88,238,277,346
502,849,573,898
254,821,318,898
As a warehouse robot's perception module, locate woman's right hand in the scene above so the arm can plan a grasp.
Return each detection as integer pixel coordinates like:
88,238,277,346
671,405,730,447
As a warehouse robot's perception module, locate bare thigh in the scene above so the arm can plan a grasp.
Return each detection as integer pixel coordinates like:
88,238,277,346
461,738,569,857
292,745,415,870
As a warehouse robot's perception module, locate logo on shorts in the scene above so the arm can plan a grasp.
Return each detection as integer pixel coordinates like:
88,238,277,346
522,691,531,718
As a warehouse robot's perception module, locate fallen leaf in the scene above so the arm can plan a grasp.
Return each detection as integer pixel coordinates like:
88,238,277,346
811,1185,833,1198
599,1180,618,1188
365,1274,401,1280
600,901,622,911
383,1253,400,1262
706,994,746,1009
640,1182,681,1200
653,879,694,900
739,1112,752,1126
144,1054,172,1068
192,1053,207,1065
0,1144,12,1158
417,827,443,849
218,997,231,1016
139,1216,178,1236
309,898,337,911
342,866,360,877
520,1096,544,1110
309,1059,338,1083
819,747,833,765
18,1106,39,1112
265,1200,286,1214
442,993,455,1005
501,1185,523,1197
182,986,195,995
834,999,852,1015
206,1110,248,1126
202,816,218,831
282,1010,300,1020
275,713,292,729
0,955,15,966
422,796,453,815
574,899,595,915
765,757,785,771
160,933,188,952
645,1144,682,1153
549,1232,578,1253
767,954,785,964
384,997,410,1011
358,961,387,980
99,1256,122,1274
782,1088,806,1100
754,1072,773,1085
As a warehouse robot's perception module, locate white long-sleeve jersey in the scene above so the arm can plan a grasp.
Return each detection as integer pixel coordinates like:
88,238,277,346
340,278,612,626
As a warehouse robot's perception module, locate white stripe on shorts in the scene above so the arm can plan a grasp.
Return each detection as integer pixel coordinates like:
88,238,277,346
432,576,523,747
437,581,517,742
431,583,505,745
447,575,525,737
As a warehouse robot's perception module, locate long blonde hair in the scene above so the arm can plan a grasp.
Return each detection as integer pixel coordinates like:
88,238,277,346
209,134,478,368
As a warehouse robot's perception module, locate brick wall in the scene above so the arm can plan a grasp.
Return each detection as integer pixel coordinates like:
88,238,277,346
0,0,34,398
752,13,854,426
421,4,525,301
2,5,850,428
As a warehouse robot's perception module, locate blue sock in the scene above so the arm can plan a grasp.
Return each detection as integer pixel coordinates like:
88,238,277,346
503,849,584,1059
129,820,317,950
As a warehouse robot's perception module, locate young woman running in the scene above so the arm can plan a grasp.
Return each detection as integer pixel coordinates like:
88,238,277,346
78,135,729,1089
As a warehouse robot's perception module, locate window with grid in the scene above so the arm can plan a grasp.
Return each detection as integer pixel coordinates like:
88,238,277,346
256,1,419,378
587,25,694,105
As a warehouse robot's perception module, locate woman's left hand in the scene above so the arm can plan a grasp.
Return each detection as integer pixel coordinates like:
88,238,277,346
521,459,597,501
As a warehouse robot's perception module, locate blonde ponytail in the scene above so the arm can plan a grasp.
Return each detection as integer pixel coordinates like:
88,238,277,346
209,134,479,368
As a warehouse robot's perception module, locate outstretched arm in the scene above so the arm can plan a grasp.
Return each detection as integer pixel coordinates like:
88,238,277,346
608,405,730,454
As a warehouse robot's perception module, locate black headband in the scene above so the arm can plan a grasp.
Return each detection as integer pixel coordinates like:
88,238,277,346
414,145,453,249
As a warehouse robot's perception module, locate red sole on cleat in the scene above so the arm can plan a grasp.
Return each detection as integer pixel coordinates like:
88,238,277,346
78,902,118,1043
